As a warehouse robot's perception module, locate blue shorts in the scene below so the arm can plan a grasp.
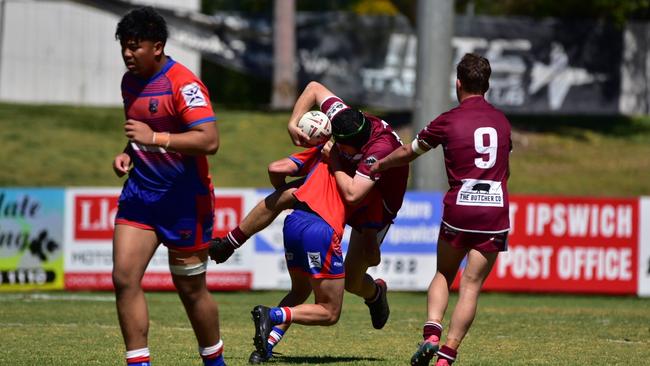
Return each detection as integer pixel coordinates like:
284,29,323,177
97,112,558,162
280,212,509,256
283,209,344,279
115,179,214,251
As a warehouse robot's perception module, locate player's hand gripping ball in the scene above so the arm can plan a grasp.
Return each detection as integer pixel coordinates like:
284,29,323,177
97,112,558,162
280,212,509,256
297,111,332,146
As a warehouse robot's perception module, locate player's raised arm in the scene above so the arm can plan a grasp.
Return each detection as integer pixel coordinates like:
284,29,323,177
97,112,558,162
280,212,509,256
370,138,429,174
288,81,337,146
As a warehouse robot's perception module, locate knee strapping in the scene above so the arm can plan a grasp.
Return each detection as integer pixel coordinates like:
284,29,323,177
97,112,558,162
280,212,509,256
169,261,208,276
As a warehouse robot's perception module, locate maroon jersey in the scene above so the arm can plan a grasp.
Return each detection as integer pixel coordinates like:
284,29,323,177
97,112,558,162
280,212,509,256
416,96,511,233
321,96,409,221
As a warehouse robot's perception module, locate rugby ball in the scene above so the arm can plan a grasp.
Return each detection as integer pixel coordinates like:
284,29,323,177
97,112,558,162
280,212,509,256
297,111,332,146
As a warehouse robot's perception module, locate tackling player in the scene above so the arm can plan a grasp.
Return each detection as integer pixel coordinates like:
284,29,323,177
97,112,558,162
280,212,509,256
371,53,511,366
244,144,381,363
211,82,409,334
112,7,225,366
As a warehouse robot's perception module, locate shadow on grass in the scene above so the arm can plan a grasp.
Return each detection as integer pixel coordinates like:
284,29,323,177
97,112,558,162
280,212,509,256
272,355,382,364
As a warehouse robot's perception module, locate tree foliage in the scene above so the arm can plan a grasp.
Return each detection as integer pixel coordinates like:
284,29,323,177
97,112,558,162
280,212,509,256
202,0,650,24
457,0,650,24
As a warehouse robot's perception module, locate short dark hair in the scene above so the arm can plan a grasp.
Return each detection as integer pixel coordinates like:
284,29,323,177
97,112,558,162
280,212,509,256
331,109,371,149
115,6,168,44
457,53,491,94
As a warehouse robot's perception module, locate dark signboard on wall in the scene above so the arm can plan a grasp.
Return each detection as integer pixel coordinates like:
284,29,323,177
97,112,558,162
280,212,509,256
78,1,624,114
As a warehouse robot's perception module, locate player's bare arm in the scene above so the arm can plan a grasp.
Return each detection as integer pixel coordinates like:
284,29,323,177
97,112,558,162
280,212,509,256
329,147,375,206
124,119,219,155
371,139,427,174
288,81,337,146
268,157,300,189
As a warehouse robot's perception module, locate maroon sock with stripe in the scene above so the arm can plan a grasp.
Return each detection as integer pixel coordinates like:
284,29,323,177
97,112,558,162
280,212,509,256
437,345,457,364
423,321,442,343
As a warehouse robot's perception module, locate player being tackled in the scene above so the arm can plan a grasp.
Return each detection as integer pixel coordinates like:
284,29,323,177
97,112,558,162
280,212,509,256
209,82,409,346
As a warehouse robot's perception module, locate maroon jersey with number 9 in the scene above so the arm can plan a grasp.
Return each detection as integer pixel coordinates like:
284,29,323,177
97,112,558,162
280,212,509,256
416,96,511,233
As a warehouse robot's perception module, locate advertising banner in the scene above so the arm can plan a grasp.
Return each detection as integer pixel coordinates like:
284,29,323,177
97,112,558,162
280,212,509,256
251,189,293,290
638,197,650,297
0,188,65,291
252,191,443,290
64,188,255,291
484,196,639,294
3,186,645,296
366,192,442,290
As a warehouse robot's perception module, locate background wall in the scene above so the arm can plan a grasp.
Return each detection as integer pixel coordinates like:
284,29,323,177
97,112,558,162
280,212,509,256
0,0,200,106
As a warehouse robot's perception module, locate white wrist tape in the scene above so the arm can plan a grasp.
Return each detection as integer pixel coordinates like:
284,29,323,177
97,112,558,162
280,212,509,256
411,139,426,155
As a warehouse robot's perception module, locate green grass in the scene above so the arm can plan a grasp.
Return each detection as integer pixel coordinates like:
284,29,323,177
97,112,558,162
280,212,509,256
508,114,650,196
0,103,296,189
1,102,650,196
1,291,649,365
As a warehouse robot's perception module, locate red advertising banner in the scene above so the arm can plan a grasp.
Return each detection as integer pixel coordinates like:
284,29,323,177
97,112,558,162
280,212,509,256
213,196,243,237
65,189,254,291
483,195,639,294
74,195,119,240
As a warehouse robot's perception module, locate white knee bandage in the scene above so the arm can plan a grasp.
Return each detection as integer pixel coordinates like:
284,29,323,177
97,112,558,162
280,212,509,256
169,261,208,276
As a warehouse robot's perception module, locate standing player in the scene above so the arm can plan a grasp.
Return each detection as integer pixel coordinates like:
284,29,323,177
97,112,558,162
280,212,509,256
211,82,409,333
112,7,225,366
371,53,511,366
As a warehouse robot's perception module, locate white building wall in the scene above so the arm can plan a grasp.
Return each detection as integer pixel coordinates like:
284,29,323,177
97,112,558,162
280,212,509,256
0,0,201,106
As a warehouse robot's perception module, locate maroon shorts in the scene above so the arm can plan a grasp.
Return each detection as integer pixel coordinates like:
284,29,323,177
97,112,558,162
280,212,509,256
347,189,394,239
438,222,508,253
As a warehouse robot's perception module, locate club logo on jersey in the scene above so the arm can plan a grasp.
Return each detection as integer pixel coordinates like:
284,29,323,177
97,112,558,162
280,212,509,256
181,83,207,108
149,98,159,114
179,230,192,240
364,156,378,166
307,252,322,269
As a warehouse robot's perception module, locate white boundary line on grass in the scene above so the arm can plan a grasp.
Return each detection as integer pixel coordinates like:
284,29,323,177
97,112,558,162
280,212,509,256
605,339,646,345
0,293,115,302
0,322,193,332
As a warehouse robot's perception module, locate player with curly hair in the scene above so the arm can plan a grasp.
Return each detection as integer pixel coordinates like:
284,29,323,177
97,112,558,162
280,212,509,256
112,7,225,366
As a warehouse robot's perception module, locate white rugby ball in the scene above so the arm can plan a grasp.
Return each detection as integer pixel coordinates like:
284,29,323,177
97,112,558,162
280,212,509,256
297,111,332,146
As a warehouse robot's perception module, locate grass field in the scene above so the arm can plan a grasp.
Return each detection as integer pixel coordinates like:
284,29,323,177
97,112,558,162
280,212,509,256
1,291,649,365
1,102,650,196
2,103,650,365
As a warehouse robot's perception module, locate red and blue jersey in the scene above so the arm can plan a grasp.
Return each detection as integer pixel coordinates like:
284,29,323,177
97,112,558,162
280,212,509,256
289,147,347,237
121,57,216,193
289,147,382,237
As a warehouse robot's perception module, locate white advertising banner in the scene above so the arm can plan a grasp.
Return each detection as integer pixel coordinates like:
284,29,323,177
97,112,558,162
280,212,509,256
638,197,650,297
250,191,443,291
64,187,256,290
